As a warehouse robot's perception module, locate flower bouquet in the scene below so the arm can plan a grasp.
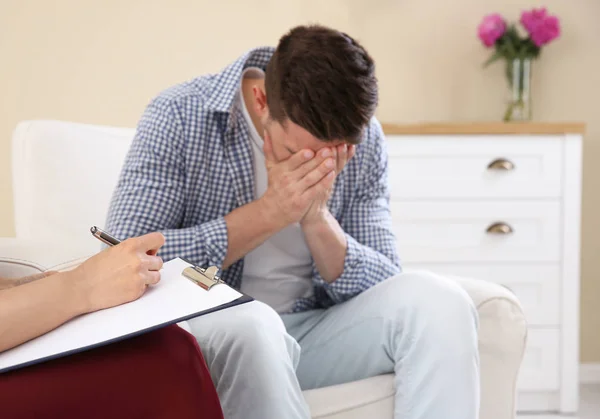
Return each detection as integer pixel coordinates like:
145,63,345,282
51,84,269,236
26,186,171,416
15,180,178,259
478,8,560,121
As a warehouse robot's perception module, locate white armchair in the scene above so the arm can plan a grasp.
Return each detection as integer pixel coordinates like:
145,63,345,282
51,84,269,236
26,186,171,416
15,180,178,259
2,119,527,419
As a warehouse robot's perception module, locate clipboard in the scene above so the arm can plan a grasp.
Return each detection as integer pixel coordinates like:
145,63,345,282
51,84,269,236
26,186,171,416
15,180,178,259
0,258,253,374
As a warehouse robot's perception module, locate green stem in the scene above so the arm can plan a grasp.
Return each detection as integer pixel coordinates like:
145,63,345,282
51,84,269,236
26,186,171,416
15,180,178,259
503,103,514,122
504,57,530,122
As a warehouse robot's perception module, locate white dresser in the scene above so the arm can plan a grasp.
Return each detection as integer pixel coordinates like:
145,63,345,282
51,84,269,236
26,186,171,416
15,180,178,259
383,122,585,416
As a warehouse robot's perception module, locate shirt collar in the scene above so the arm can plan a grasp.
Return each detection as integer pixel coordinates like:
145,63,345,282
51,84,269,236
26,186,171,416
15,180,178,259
238,67,266,151
205,47,275,114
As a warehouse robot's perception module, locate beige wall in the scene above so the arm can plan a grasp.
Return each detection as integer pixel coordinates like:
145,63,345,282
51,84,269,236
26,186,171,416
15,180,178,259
1,0,599,360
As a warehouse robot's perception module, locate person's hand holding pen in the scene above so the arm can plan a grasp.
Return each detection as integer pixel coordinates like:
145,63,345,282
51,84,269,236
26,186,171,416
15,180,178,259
67,228,166,314
0,227,165,353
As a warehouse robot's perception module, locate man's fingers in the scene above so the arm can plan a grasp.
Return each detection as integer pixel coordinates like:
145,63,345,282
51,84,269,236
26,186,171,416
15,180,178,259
136,232,166,253
302,159,335,190
321,168,336,189
348,144,356,160
290,149,329,179
332,146,338,171
281,148,315,172
337,144,347,172
302,170,335,200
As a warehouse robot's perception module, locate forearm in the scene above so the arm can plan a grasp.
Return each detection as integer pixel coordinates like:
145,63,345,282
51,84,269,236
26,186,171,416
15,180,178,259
0,271,86,352
0,278,15,290
316,231,402,303
302,210,347,283
0,272,56,291
145,198,284,271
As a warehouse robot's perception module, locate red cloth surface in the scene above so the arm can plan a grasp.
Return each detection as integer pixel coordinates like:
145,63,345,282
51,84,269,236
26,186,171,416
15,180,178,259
0,325,224,419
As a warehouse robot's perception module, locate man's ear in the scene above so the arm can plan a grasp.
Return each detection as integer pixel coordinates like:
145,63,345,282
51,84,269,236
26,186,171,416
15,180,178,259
253,86,268,117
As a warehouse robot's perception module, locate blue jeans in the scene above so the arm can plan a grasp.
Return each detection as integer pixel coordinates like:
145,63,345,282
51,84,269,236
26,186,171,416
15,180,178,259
188,270,480,419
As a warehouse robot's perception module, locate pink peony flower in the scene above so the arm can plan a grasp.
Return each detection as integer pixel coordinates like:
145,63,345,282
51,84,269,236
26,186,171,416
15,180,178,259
520,7,561,47
478,13,507,47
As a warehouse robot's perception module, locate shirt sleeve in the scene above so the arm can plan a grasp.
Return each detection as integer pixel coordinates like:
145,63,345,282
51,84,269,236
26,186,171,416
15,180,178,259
312,119,402,304
104,97,229,269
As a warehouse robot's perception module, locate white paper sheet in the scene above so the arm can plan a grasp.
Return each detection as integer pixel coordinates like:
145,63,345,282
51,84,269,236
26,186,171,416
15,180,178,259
0,258,242,373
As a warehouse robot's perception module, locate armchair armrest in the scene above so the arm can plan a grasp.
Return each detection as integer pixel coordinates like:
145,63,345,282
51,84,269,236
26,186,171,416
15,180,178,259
0,237,93,278
450,274,528,419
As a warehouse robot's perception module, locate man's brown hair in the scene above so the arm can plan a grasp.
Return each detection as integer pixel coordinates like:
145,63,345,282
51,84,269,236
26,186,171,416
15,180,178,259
265,25,377,144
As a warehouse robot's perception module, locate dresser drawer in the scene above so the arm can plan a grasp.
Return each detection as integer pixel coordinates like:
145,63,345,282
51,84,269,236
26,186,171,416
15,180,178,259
386,136,563,199
392,201,561,262
403,263,560,326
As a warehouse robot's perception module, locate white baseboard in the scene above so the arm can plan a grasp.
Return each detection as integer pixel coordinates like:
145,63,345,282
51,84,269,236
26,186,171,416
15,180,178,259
580,363,600,384
517,416,574,419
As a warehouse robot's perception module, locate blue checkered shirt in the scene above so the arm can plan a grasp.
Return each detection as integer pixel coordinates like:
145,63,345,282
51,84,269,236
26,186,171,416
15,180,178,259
105,47,402,312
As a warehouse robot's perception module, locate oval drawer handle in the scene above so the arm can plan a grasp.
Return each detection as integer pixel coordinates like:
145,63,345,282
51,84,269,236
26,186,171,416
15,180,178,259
486,222,513,235
487,158,515,171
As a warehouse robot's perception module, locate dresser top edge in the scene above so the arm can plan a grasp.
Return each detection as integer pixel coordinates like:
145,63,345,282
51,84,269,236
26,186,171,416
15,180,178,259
381,122,586,136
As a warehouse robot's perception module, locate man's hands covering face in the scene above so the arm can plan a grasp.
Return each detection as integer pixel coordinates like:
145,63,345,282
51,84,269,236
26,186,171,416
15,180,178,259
302,143,355,226
261,131,355,229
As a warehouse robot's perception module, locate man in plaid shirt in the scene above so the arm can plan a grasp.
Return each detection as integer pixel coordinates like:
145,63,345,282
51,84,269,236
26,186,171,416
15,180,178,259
106,25,479,419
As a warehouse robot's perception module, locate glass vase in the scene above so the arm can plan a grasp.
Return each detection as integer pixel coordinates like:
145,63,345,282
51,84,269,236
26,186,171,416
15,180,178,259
504,57,532,122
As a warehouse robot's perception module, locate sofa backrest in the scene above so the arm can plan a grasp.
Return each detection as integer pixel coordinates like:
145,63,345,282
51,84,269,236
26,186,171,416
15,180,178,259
11,120,135,257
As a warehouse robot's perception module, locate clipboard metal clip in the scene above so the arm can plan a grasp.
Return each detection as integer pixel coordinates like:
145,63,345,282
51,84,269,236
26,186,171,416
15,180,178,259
182,265,224,291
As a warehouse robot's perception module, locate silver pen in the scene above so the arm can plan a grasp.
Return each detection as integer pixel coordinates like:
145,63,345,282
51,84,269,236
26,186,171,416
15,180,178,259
90,226,121,247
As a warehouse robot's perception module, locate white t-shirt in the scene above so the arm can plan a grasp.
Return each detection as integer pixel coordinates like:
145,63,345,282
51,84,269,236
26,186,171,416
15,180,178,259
237,67,314,314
